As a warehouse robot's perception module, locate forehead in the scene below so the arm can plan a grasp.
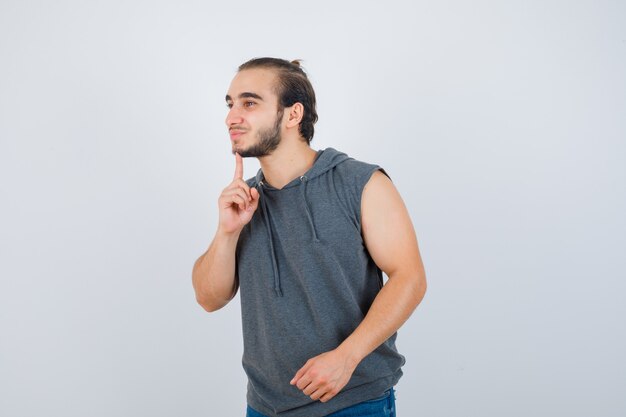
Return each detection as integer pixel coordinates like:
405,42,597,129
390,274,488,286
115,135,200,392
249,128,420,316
227,68,279,101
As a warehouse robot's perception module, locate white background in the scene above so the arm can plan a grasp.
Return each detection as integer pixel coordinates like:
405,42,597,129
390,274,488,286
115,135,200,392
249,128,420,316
1,1,625,416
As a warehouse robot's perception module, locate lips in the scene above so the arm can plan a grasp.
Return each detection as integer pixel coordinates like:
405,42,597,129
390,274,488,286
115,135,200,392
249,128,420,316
229,130,246,140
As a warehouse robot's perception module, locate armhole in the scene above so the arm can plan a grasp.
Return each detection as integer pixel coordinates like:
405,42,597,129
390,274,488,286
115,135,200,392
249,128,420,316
356,166,391,235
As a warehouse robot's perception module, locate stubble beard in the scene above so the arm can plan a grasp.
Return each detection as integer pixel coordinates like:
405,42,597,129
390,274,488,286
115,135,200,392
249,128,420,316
234,109,284,158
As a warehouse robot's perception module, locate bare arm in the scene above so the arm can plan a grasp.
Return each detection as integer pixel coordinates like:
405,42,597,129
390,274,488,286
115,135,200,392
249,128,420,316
291,170,427,402
192,228,241,312
192,152,260,312
337,170,427,363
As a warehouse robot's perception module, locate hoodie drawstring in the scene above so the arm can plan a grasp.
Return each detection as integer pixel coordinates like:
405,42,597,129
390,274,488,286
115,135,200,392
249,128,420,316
253,148,349,297
257,181,283,297
257,175,321,297
299,175,320,243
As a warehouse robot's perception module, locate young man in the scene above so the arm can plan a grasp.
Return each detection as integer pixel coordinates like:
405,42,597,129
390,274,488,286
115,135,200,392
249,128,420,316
192,57,427,417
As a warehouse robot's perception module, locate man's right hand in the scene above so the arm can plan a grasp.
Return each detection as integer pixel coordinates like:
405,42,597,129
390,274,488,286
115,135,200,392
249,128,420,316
217,152,260,234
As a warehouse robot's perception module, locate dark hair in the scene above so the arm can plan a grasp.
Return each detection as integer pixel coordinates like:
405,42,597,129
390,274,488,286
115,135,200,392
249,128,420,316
238,57,318,144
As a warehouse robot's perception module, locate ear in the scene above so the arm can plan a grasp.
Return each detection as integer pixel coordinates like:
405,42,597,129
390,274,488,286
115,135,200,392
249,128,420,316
285,102,304,128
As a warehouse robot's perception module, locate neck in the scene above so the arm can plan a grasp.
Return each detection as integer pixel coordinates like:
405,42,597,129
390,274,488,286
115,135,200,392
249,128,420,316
258,138,318,189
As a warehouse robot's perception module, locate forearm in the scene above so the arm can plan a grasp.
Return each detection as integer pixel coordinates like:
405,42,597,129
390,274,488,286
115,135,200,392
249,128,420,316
192,228,241,312
337,270,427,367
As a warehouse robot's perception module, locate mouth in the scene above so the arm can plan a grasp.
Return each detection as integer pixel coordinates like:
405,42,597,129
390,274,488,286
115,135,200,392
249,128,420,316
229,129,246,140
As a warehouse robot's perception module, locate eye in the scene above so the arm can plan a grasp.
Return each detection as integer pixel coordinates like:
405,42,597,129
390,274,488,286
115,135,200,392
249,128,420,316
226,102,233,109
244,101,256,108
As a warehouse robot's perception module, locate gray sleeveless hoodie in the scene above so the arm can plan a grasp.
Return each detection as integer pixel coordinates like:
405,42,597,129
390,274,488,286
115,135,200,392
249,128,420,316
235,147,405,417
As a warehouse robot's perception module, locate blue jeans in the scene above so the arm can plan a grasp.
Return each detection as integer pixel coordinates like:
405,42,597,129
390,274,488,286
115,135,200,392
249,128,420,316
246,387,396,417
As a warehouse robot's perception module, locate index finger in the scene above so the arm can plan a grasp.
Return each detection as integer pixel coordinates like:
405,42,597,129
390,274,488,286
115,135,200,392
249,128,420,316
234,152,244,180
290,360,312,385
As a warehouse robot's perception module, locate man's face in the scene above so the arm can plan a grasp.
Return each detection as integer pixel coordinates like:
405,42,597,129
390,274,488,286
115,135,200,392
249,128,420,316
225,69,284,158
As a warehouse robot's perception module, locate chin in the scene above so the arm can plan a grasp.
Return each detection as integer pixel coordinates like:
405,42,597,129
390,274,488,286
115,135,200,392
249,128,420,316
231,143,243,154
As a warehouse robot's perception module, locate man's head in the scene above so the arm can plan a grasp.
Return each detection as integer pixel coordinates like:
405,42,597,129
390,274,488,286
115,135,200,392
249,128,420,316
225,57,318,157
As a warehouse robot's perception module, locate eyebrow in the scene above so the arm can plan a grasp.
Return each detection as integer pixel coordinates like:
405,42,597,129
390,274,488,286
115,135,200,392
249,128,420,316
225,92,264,102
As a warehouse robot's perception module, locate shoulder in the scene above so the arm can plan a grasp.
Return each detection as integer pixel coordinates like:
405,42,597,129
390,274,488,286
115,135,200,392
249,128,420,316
333,156,392,184
362,170,395,200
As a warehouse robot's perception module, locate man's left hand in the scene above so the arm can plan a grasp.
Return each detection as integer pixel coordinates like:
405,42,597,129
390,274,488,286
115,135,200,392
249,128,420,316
290,348,358,403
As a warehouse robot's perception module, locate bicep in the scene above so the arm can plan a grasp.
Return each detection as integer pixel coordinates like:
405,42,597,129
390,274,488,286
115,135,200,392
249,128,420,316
361,170,423,277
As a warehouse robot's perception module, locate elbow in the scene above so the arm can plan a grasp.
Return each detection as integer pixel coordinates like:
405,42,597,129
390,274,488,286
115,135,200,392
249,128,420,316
406,271,427,307
195,288,235,313
192,260,222,313
197,299,220,313
388,268,427,307
195,292,227,313
418,281,427,305
415,272,427,303
196,296,222,313
191,257,238,313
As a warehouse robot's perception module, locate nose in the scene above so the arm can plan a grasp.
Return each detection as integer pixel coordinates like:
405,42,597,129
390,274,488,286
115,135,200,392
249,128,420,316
225,106,244,127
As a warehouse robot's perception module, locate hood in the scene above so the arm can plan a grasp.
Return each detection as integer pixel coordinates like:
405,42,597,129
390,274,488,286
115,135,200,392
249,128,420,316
253,147,351,190
253,147,351,297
